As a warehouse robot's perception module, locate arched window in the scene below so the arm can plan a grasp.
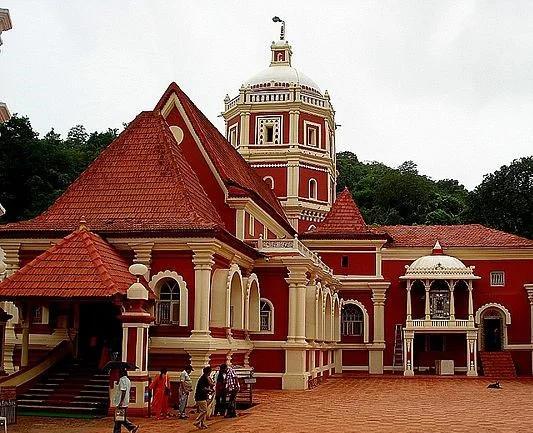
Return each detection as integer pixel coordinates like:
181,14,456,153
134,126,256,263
341,304,363,336
309,179,317,200
157,279,180,324
260,298,274,332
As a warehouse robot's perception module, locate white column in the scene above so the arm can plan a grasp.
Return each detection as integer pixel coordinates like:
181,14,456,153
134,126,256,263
190,244,218,337
468,281,474,323
305,276,318,341
449,281,455,321
424,281,431,321
406,282,412,322
20,304,30,368
369,285,387,374
286,266,307,343
130,243,154,280
403,331,414,376
466,331,478,376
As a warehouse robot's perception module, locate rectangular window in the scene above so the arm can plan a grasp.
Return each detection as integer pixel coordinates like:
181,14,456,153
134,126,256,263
32,306,43,324
266,125,274,143
490,271,505,286
341,256,349,268
307,127,317,146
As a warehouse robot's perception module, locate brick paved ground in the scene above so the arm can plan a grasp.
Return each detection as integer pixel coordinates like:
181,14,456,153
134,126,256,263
8,376,533,432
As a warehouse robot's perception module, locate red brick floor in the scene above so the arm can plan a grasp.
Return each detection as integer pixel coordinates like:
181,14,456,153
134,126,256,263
8,376,533,432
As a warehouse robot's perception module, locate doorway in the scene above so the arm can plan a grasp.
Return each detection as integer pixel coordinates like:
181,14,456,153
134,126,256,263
77,302,122,367
483,318,502,352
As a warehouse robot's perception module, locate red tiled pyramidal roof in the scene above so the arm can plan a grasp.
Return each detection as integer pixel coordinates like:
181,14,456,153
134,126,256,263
301,188,388,240
155,83,293,233
0,229,136,298
380,224,533,248
0,111,224,235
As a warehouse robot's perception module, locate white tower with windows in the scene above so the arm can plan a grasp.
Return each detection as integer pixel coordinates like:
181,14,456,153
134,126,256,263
222,19,337,232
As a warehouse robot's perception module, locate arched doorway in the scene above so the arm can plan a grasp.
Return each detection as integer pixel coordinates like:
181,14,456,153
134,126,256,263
481,308,504,352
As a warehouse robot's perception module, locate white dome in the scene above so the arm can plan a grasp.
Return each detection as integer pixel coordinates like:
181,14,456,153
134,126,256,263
409,255,466,270
244,66,322,94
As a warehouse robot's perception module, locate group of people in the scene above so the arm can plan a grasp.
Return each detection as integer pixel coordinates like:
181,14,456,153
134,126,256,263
112,363,241,432
191,363,240,429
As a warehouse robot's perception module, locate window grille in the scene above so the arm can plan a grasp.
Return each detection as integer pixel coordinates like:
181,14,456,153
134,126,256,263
490,271,505,286
260,300,273,331
341,304,363,336
156,279,180,324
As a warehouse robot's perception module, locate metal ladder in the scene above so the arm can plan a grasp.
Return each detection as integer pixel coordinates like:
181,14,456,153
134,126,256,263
392,324,404,374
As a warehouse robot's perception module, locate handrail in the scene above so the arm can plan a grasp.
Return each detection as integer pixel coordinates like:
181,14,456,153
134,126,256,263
0,340,72,387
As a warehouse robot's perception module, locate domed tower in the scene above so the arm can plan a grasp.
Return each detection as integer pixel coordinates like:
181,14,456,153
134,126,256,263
222,19,337,232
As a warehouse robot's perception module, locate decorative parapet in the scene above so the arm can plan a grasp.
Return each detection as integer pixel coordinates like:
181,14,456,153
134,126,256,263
400,263,480,280
254,234,333,275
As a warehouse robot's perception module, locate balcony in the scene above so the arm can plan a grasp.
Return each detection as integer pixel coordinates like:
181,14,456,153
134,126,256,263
407,318,474,330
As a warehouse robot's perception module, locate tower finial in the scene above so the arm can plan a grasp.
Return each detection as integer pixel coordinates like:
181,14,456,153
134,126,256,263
272,16,285,40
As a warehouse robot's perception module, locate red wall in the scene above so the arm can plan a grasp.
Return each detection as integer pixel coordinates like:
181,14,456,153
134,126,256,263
299,167,328,202
165,106,236,233
320,249,376,276
298,113,325,149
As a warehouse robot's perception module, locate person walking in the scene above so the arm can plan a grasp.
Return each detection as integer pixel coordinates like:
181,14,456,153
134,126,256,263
148,367,170,420
178,365,193,419
213,365,227,417
193,366,211,429
113,368,139,433
223,364,240,418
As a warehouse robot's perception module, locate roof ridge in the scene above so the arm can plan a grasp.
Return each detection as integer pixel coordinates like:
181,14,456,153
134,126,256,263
81,231,119,294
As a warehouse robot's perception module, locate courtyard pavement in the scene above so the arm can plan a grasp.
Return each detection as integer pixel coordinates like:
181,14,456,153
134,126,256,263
8,375,533,432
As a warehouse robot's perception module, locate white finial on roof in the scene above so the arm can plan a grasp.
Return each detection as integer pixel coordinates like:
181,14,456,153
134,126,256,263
432,240,444,255
272,16,285,40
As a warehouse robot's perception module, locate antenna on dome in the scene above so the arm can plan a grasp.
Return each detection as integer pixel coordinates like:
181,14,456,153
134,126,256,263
272,16,285,40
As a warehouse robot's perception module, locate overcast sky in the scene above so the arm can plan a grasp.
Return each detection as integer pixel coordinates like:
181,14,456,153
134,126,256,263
2,1,533,190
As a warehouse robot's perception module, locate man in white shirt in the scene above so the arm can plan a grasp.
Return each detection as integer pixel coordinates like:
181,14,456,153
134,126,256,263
113,368,139,433
178,365,194,419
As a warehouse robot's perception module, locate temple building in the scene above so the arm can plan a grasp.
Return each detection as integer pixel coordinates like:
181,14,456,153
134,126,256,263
0,23,532,416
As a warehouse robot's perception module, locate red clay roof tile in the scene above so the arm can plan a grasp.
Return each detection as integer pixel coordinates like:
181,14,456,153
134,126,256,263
0,111,224,234
0,229,136,298
301,188,388,240
380,224,533,248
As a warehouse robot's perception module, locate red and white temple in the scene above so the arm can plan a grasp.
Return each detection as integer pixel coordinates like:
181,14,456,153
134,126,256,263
0,23,532,416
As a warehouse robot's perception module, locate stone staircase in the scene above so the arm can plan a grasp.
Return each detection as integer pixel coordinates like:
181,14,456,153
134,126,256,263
17,361,109,418
479,351,517,378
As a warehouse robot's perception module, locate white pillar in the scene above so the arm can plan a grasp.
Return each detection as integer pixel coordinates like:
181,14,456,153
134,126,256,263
369,286,387,374
468,281,474,323
449,281,455,321
305,276,317,341
525,284,533,374
466,331,478,376
406,282,412,322
424,281,431,321
190,244,218,337
403,331,414,376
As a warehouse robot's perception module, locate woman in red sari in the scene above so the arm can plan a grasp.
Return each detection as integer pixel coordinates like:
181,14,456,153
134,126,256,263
149,367,170,419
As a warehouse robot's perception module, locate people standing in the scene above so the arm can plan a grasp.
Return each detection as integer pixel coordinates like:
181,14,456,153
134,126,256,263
113,368,139,433
224,364,240,418
178,365,194,419
193,366,212,430
148,367,170,420
213,364,227,417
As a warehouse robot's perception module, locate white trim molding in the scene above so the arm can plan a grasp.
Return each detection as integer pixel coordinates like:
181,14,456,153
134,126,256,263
341,299,370,343
149,270,189,326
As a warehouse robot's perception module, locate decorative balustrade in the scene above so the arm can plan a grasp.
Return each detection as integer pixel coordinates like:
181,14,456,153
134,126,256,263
224,90,329,111
408,318,473,329
255,235,333,275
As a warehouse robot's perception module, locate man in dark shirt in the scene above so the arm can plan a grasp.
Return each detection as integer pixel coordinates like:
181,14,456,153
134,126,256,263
193,366,212,429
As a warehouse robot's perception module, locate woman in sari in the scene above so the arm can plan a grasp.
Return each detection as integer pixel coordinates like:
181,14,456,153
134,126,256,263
149,367,170,420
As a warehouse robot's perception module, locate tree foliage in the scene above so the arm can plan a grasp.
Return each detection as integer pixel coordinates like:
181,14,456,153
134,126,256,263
336,151,470,226
467,157,533,239
0,115,117,223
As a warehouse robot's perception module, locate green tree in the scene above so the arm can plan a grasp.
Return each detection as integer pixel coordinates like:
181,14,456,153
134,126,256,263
0,115,117,223
468,157,533,238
